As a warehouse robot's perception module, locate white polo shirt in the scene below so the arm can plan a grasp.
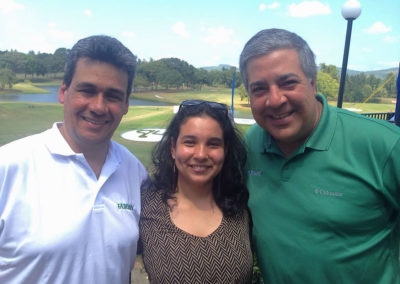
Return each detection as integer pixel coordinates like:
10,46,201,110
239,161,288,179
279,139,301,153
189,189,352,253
0,123,149,284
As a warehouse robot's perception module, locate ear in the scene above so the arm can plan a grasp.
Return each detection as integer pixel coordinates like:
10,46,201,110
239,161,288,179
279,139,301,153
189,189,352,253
170,137,176,159
123,98,129,115
58,82,67,104
310,78,317,93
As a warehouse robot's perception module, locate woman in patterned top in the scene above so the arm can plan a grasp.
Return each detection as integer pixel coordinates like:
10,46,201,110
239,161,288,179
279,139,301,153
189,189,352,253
139,100,253,283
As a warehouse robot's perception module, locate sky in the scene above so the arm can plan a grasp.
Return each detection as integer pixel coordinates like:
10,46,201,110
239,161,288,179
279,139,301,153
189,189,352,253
0,0,398,72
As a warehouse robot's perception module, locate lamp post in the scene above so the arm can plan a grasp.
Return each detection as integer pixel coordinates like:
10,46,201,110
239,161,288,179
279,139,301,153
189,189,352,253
337,0,361,108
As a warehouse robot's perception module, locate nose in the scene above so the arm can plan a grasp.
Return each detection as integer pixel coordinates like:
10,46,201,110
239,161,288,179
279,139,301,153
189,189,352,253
193,144,207,160
266,86,286,108
89,95,107,115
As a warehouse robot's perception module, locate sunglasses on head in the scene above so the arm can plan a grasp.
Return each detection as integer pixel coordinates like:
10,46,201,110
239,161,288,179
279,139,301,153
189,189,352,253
178,100,228,115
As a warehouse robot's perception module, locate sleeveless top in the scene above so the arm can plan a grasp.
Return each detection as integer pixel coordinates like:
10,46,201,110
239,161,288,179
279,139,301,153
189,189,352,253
139,189,253,283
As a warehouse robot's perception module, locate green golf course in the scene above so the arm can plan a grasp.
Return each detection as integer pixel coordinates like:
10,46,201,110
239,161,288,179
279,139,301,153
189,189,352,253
0,85,396,169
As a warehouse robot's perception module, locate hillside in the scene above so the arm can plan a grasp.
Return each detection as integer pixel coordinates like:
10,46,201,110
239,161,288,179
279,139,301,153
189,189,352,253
202,64,398,79
200,64,236,71
341,67,398,79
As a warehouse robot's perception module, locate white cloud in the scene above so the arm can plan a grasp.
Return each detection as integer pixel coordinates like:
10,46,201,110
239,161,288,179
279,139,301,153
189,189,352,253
47,25,74,42
268,2,279,9
0,0,24,13
259,2,279,12
48,22,57,28
203,26,237,46
202,55,221,67
84,9,92,17
377,61,398,68
362,47,372,53
122,31,135,37
348,64,367,71
288,1,331,18
172,22,189,38
365,22,391,35
383,35,399,43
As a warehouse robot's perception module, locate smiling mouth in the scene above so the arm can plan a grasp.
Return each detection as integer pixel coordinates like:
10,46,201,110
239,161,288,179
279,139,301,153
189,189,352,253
83,117,108,125
190,165,210,171
270,111,293,120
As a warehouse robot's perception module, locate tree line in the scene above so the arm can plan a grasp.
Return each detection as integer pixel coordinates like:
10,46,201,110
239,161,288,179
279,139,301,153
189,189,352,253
316,63,397,102
0,49,241,91
0,48,397,103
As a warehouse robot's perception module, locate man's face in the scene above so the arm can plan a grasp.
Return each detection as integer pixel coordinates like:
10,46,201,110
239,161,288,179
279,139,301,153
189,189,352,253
58,57,129,152
246,48,321,155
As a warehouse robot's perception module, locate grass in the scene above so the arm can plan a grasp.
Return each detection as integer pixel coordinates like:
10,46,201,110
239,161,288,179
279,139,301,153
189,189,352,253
133,86,253,115
0,102,63,144
0,82,50,95
338,101,397,113
0,87,397,168
0,103,166,169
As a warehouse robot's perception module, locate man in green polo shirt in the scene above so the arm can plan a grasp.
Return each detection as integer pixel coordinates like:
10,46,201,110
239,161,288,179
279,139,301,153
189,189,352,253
240,28,400,283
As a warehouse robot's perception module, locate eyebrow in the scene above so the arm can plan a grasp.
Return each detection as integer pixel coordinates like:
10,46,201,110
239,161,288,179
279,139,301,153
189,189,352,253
180,135,223,142
75,82,126,96
249,73,301,89
277,73,300,81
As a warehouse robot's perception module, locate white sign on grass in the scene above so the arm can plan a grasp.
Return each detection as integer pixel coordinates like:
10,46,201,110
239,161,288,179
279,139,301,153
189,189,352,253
121,128,165,142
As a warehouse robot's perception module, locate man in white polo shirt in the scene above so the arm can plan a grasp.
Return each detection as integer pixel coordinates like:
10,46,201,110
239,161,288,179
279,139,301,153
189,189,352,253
0,35,150,283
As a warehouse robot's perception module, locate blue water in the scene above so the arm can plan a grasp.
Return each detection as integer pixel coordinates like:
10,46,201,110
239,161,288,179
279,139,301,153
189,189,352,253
0,86,172,106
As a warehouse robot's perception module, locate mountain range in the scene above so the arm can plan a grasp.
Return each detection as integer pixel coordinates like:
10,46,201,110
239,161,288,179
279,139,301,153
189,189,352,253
201,64,398,80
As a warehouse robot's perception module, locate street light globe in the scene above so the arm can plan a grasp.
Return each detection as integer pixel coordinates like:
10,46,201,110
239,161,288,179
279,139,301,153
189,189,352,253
341,0,361,19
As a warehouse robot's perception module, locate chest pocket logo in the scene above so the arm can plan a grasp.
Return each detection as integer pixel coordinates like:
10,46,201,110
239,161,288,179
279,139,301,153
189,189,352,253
117,203,134,211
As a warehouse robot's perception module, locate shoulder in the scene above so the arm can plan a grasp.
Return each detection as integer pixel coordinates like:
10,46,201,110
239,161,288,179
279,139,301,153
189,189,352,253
244,123,265,148
111,141,140,162
226,208,251,227
110,141,148,173
0,130,48,165
140,188,166,225
141,187,160,204
245,123,263,138
335,108,400,144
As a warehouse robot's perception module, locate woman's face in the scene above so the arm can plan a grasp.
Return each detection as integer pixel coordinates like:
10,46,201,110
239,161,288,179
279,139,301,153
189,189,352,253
171,115,225,190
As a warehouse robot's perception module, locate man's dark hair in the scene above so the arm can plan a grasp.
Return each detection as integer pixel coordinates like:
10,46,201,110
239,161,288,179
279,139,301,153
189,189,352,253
63,35,137,96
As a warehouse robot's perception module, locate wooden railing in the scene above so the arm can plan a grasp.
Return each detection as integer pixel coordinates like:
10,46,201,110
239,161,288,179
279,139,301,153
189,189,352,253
361,112,395,121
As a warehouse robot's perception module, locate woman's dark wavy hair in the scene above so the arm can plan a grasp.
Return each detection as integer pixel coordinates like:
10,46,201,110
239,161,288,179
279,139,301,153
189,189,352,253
151,102,248,217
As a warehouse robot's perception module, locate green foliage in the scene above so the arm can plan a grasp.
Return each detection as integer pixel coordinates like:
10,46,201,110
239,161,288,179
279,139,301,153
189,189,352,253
238,84,249,103
382,72,397,98
135,58,195,89
252,254,263,284
0,68,15,89
319,63,339,81
134,58,241,91
0,48,69,80
0,46,396,103
316,71,339,98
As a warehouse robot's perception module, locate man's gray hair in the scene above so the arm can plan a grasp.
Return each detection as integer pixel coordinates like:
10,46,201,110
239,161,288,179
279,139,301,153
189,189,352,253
239,28,317,90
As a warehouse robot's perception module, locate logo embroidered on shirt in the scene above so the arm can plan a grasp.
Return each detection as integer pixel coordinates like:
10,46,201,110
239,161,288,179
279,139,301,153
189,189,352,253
314,189,343,197
248,169,262,176
117,203,134,211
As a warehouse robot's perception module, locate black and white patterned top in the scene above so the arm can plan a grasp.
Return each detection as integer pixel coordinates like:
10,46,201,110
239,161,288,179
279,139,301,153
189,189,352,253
139,189,253,284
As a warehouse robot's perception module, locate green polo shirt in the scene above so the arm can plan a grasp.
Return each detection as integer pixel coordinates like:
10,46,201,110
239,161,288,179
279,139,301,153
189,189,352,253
245,94,400,283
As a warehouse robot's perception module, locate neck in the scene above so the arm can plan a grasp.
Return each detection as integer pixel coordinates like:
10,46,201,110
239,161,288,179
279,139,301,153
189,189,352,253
83,147,108,179
58,124,109,179
175,178,215,204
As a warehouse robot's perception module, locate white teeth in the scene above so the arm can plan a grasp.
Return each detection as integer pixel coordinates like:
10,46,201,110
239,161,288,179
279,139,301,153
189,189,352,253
192,165,207,170
272,113,290,119
85,118,105,125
